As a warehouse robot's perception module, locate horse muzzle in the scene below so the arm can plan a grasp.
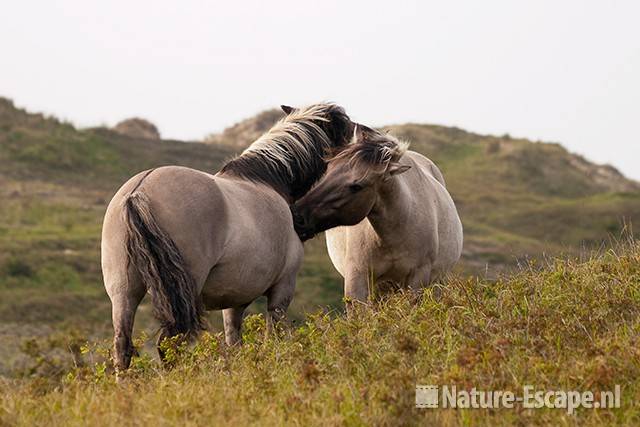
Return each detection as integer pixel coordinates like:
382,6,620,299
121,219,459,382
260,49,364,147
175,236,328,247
290,205,317,242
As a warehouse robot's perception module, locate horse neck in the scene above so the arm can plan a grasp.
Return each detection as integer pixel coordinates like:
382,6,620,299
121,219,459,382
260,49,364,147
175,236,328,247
221,145,326,204
367,177,411,246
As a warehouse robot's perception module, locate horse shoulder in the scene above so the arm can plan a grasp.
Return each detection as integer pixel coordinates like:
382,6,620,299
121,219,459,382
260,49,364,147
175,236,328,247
215,178,293,231
214,177,301,265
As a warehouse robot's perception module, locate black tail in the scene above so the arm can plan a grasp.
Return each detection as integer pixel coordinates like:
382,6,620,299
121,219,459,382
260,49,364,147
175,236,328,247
123,192,205,338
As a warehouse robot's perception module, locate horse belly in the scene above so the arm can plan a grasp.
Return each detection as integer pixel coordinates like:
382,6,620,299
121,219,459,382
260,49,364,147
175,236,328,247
200,264,274,309
200,231,300,310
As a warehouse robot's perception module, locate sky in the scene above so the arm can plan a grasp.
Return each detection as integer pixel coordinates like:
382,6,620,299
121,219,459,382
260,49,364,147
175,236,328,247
1,0,639,179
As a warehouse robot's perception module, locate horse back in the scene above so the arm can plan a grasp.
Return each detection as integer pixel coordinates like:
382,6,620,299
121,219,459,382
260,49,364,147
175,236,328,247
403,150,446,187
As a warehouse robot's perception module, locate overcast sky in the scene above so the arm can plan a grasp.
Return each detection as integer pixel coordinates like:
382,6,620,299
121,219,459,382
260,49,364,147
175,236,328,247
1,1,639,179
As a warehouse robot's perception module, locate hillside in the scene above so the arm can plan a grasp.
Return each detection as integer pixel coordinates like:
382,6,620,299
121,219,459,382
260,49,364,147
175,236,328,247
204,107,640,270
203,108,284,149
2,242,639,425
1,97,639,375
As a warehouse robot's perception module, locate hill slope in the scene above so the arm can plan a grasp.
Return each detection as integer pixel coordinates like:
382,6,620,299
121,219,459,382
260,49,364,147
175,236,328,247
204,107,640,269
203,108,284,149
1,98,639,375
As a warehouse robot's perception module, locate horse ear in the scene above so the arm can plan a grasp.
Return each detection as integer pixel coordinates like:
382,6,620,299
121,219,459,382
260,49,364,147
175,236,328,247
356,123,376,135
387,163,411,177
281,105,295,115
354,123,377,142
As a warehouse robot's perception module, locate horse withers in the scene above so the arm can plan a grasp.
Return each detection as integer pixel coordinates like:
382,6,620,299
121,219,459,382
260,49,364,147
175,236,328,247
101,103,354,371
292,125,463,305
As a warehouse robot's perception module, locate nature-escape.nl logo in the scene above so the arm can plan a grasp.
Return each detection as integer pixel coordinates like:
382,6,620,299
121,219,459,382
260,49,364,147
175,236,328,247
416,385,621,415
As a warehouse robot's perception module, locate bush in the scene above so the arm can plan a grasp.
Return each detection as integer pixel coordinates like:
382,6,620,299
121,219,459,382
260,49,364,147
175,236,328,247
4,258,34,278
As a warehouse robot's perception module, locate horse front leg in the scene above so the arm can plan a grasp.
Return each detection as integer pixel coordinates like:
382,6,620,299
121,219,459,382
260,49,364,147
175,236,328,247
223,304,249,346
405,264,433,303
265,276,295,334
344,270,370,314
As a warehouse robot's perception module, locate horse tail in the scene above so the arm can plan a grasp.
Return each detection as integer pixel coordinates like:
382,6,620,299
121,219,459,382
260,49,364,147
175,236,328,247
123,190,205,339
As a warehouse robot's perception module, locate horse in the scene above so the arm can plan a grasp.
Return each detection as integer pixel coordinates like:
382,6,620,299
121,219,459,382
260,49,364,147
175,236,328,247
101,103,354,371
291,125,463,305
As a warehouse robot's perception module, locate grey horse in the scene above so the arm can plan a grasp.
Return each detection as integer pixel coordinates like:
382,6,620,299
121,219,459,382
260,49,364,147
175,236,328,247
292,126,463,305
101,103,354,371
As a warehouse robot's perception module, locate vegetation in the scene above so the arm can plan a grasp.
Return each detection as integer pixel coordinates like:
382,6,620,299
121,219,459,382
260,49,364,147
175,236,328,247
204,108,284,149
113,118,161,140
0,98,639,423
1,242,639,425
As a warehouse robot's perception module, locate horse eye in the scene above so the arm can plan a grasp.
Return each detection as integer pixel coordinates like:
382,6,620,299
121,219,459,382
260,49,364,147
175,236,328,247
349,183,363,193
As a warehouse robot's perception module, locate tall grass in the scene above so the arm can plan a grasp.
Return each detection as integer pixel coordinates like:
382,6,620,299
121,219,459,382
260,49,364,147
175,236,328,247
1,242,639,426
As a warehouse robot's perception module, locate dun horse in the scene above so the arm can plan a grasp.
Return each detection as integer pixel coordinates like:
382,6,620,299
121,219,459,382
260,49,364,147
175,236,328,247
292,126,463,304
101,103,353,371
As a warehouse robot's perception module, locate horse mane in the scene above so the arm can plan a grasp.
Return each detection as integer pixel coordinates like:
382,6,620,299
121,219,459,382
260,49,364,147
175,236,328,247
331,128,410,176
220,103,352,200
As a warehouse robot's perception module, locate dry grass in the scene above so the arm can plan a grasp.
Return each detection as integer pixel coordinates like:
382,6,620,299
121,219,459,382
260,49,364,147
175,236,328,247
2,242,639,426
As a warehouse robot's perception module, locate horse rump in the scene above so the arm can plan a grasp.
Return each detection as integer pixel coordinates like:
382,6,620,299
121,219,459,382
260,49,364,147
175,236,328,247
123,191,206,342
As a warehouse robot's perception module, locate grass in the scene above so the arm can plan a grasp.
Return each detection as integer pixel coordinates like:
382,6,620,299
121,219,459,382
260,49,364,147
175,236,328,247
1,98,640,423
1,242,639,426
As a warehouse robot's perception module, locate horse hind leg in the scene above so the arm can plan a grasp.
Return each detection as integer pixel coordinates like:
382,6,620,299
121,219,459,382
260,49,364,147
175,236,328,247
106,272,146,373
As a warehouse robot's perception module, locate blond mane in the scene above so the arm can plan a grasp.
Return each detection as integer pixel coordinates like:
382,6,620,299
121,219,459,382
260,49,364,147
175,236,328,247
331,128,410,176
220,103,352,200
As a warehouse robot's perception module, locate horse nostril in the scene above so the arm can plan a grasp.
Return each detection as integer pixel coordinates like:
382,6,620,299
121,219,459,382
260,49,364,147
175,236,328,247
291,205,317,241
291,206,307,227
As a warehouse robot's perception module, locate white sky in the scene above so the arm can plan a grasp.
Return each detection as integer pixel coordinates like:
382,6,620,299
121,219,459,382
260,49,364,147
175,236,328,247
1,0,639,179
